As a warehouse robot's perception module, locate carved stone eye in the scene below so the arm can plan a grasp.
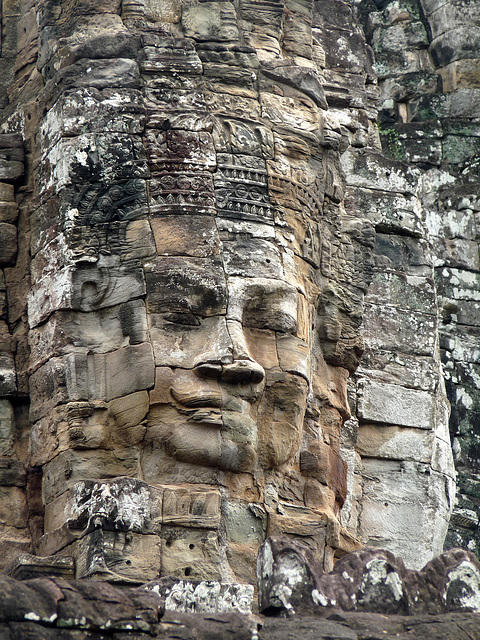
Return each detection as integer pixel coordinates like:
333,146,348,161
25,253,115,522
164,312,201,326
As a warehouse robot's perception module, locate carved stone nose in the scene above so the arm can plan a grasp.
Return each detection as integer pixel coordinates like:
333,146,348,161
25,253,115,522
220,359,265,385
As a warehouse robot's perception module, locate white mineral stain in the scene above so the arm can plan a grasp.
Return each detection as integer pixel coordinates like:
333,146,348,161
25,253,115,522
24,612,41,621
312,589,328,606
447,561,480,611
75,150,89,165
362,558,403,601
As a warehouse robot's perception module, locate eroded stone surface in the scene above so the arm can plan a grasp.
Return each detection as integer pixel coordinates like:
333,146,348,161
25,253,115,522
0,571,479,639
258,536,480,617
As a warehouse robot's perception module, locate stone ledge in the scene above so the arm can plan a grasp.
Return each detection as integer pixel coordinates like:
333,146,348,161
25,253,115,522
0,581,478,640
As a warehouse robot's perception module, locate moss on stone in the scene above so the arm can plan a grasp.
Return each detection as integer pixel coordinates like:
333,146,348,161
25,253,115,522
379,125,405,160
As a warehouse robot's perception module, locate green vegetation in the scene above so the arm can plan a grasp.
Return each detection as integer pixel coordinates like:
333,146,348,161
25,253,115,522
379,125,405,161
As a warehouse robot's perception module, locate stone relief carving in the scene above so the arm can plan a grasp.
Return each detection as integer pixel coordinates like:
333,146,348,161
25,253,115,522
0,0,376,583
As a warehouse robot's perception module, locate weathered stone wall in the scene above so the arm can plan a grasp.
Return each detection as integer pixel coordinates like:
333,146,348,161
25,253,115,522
1,572,480,640
351,0,480,561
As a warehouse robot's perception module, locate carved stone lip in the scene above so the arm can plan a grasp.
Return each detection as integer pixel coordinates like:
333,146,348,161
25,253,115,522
186,409,223,425
171,388,223,408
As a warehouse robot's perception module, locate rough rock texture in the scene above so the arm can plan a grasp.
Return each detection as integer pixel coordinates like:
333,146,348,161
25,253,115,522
0,569,479,639
348,0,480,564
258,536,480,616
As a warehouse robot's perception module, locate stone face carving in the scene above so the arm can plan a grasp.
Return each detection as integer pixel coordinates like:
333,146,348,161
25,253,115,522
1,0,474,586
0,0,380,583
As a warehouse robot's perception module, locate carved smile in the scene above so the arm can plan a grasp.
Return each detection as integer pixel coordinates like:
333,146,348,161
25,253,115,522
186,409,223,425
170,388,223,408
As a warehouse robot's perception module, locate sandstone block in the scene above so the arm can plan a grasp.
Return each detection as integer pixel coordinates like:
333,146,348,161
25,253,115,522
373,233,431,271
357,380,435,428
0,160,24,181
42,448,140,503
161,527,222,581
42,89,145,147
0,486,27,528
258,375,307,468
223,501,266,546
437,267,480,301
104,342,155,401
345,187,422,237
274,335,310,381
30,343,154,418
0,134,22,150
149,314,232,368
430,26,480,67
44,477,163,535
227,277,298,333
108,390,149,435
6,553,75,581
0,202,18,223
359,459,453,569
44,58,140,105
0,183,14,201
0,458,26,487
439,59,480,92
221,238,283,279
145,257,226,316
0,223,17,264
0,529,31,573
417,89,480,119
66,529,161,581
146,129,216,170
41,132,147,191
342,149,419,195
0,353,15,396
163,487,221,529
322,26,373,75
29,300,148,369
357,424,433,462
151,215,220,257
443,238,480,270
357,350,439,392
0,400,15,456
366,272,437,312
442,135,480,165
244,328,278,370
27,261,146,328
148,170,216,216
182,2,239,41
362,304,436,356
257,536,322,616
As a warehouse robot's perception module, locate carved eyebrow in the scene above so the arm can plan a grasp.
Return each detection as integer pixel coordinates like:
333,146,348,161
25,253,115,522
163,312,202,326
